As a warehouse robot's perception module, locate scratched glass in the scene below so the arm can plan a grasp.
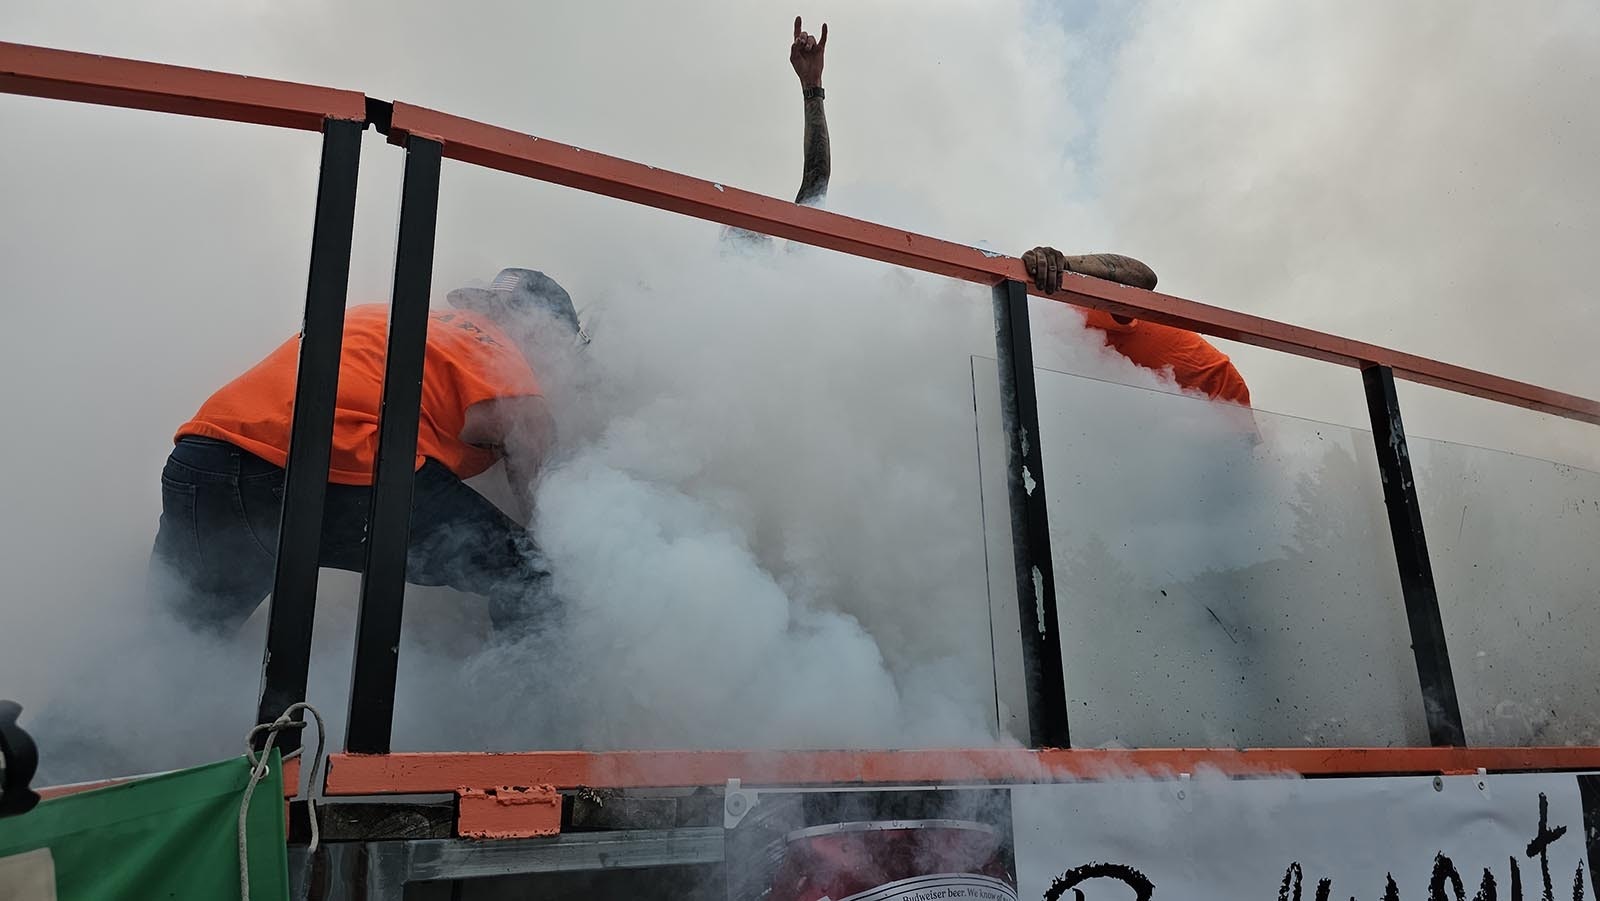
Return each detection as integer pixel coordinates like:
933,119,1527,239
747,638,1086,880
973,357,1431,747
1407,435,1600,746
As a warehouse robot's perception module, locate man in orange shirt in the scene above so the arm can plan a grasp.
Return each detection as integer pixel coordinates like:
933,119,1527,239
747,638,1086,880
151,268,579,635
1020,246,1252,406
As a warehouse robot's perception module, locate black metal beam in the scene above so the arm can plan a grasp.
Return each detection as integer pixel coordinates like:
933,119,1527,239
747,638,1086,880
403,828,726,881
289,797,456,843
345,135,442,754
256,116,364,748
991,278,1071,748
1362,363,1466,747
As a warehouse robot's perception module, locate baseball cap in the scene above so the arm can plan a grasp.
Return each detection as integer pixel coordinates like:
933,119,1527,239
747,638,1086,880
447,268,582,336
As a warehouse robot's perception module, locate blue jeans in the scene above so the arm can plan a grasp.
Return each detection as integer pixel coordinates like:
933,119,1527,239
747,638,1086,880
150,437,554,635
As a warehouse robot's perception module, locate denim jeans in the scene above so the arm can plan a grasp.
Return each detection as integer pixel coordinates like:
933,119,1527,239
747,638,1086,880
150,437,554,635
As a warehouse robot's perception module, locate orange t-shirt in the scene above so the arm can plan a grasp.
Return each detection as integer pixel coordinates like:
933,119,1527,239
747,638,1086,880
178,304,542,485
1081,310,1251,406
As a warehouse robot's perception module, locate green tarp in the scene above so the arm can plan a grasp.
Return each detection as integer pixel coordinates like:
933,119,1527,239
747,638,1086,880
0,752,288,900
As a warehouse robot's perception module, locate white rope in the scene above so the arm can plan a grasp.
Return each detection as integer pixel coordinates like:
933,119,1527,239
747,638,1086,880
239,703,326,901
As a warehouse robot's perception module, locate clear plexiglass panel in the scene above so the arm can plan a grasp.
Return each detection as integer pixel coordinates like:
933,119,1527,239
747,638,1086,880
1409,435,1600,745
974,357,1431,747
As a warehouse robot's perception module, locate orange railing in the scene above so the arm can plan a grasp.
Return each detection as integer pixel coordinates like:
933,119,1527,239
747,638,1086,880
3,41,1594,422
384,101,1597,422
0,41,364,130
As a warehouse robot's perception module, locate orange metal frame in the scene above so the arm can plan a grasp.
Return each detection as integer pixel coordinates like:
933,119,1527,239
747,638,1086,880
0,41,364,130
7,44,1600,837
384,101,1599,424
328,747,1600,838
4,40,1587,421
326,746,1600,795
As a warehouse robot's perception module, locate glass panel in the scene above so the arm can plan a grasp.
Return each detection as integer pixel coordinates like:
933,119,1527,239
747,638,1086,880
390,181,1010,752
0,102,323,783
1409,435,1600,745
973,357,1430,747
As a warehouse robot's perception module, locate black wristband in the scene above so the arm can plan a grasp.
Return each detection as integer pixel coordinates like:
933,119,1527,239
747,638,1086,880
802,86,825,101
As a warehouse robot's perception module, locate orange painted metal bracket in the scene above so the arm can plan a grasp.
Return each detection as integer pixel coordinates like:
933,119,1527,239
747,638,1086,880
324,747,1600,796
384,101,1599,426
0,41,366,130
457,785,562,839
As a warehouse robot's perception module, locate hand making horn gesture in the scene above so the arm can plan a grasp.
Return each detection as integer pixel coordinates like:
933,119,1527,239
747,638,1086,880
791,16,828,89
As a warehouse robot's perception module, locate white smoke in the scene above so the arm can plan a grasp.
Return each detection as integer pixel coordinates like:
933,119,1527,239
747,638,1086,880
1090,0,1600,468
395,240,1010,752
1082,0,1600,745
1,0,1597,783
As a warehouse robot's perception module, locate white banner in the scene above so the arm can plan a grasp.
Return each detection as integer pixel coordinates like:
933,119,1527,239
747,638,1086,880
838,873,1018,901
1012,773,1595,901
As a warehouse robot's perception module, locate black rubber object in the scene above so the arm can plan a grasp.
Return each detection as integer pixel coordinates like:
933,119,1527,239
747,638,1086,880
0,700,41,818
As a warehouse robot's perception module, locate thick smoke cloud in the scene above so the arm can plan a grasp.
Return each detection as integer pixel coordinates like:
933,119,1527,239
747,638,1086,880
1,0,1596,782
1091,0,1600,467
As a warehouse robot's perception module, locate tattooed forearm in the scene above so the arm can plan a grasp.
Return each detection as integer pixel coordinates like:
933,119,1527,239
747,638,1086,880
1064,253,1158,290
796,95,831,206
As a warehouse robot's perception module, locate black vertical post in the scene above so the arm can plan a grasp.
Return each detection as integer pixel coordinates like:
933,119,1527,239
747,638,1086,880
992,279,1071,748
256,117,364,748
345,135,442,754
1362,364,1466,747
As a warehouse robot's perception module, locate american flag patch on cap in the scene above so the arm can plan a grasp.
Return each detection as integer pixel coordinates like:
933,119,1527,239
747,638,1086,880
490,270,525,292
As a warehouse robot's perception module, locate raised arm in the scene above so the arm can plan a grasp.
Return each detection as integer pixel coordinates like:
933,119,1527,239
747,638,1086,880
791,16,831,206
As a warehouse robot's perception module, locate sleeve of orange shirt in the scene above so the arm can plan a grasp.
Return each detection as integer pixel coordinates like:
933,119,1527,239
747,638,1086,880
1205,358,1252,407
427,311,542,410
1079,309,1252,407
414,310,544,480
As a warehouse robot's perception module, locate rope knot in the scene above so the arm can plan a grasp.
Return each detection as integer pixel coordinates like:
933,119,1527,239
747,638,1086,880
239,702,326,901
